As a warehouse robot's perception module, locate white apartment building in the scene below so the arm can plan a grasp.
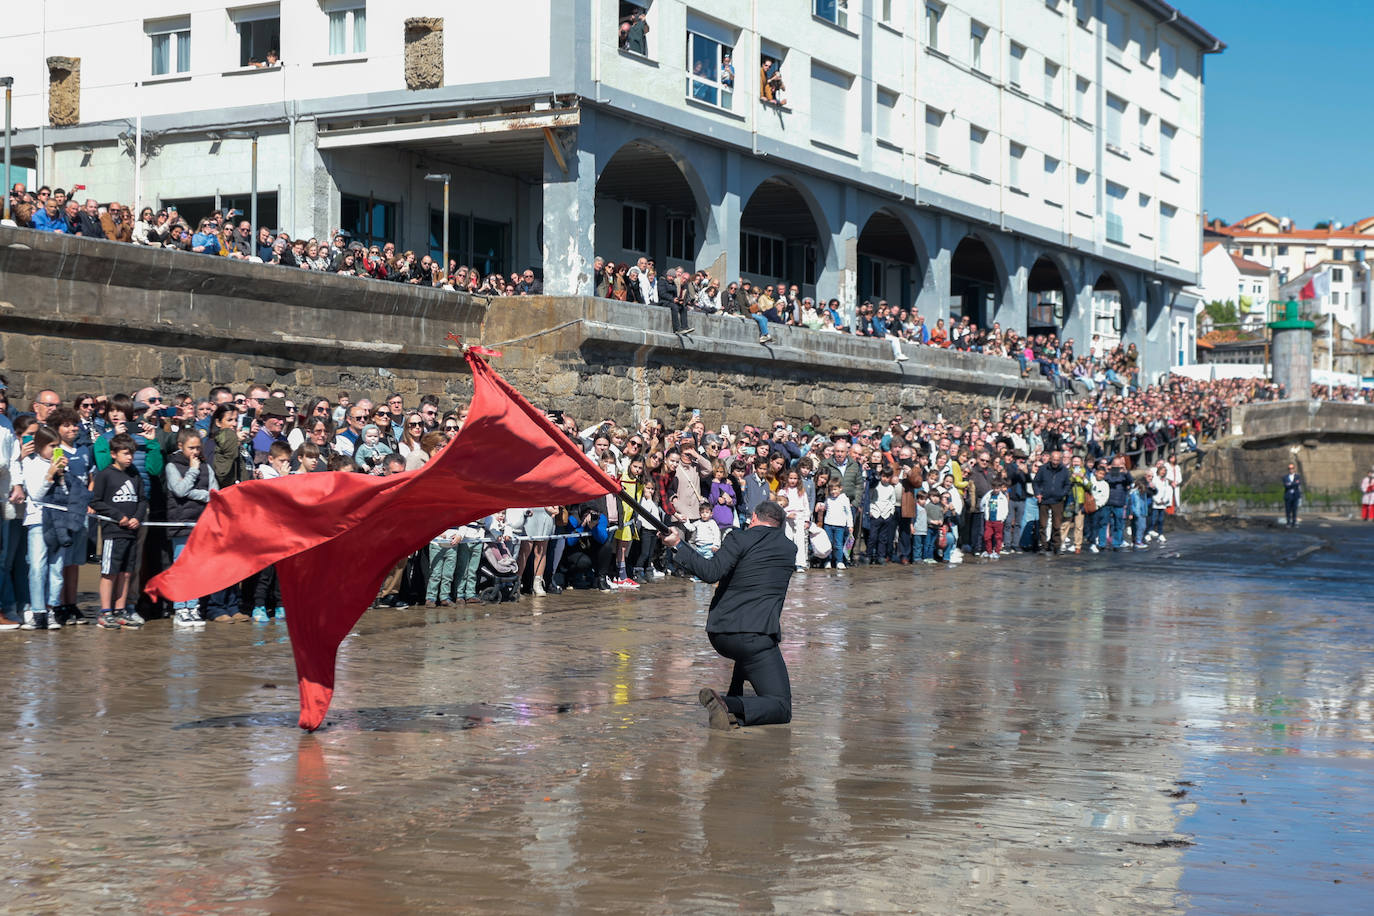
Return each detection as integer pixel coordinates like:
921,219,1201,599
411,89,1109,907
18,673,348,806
0,0,1222,376
1195,241,1273,327
1215,212,1374,287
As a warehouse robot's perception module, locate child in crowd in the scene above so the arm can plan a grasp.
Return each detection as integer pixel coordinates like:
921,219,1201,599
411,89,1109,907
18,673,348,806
911,489,930,563
43,409,96,624
426,522,460,608
89,434,147,629
164,427,217,628
21,426,66,629
634,479,665,581
926,489,946,563
251,441,292,621
452,517,489,604
980,478,1009,558
1127,477,1151,549
353,423,393,473
688,503,723,558
820,480,853,569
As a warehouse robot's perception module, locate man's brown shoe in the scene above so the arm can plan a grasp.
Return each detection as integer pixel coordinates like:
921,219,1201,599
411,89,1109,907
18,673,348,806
698,688,738,731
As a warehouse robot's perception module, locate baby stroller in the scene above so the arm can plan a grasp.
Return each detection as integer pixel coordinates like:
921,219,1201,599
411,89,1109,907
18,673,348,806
477,539,521,604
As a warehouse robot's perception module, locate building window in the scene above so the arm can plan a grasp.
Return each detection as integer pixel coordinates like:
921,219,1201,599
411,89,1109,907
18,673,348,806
1278,245,1289,256
326,2,366,56
666,215,695,261
1008,142,1025,190
969,125,987,176
1160,39,1178,92
340,194,395,248
1074,0,1090,26
810,62,854,149
879,0,895,25
232,4,281,68
925,106,944,159
1132,17,1150,64
1104,4,1127,52
742,230,786,279
970,22,987,71
621,203,648,253
686,24,735,110
1105,181,1127,244
1008,42,1025,87
925,2,943,50
1043,60,1060,106
1160,121,1176,174
1075,76,1091,122
1242,247,1253,257
814,0,849,30
1160,202,1176,255
147,17,191,76
1043,155,1060,203
760,40,787,105
1105,94,1126,148
1334,249,1344,261
1138,109,1151,149
876,87,900,147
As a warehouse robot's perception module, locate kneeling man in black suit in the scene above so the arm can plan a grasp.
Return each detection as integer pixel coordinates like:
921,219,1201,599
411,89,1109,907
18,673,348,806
662,500,797,729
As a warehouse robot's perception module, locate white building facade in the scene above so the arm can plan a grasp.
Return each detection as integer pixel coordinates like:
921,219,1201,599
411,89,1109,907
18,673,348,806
0,0,1222,377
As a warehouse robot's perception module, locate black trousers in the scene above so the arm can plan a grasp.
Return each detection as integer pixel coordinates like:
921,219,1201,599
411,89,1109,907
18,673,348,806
708,631,792,726
1284,493,1299,526
896,514,914,560
668,298,689,332
867,515,896,561
968,510,985,553
1040,501,1065,552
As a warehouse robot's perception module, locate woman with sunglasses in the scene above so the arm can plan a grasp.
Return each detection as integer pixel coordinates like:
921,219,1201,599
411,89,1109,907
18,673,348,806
441,413,462,442
397,413,426,463
371,407,398,450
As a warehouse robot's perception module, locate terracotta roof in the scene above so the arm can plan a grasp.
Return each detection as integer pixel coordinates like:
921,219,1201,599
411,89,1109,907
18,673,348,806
1202,241,1222,255
1352,217,1374,233
1353,336,1374,347
1195,339,1215,349
1233,212,1279,229
1225,227,1374,241
1229,253,1270,275
1200,329,1264,346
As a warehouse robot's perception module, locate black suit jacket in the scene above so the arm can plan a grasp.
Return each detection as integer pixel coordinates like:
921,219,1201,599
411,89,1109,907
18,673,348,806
671,524,796,638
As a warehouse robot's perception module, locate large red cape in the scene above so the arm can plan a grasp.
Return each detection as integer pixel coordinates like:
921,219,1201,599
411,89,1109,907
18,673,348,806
146,352,621,730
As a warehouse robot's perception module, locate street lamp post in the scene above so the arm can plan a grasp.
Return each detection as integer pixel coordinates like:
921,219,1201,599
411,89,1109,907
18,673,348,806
2,76,13,223
424,172,451,281
224,130,260,232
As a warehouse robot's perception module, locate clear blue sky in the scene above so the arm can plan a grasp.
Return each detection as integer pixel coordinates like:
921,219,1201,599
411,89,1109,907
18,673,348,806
1184,0,1369,229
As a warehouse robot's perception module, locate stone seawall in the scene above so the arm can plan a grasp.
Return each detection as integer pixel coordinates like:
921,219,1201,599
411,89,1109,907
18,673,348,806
0,226,1051,428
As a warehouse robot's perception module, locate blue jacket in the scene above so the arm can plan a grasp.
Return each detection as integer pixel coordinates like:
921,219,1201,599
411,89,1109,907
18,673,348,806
31,208,69,233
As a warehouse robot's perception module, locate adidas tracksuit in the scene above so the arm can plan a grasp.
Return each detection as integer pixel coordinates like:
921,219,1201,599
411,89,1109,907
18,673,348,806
89,465,147,576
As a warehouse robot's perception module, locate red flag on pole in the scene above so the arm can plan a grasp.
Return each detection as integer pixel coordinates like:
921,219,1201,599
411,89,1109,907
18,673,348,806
147,352,621,730
1300,279,1316,301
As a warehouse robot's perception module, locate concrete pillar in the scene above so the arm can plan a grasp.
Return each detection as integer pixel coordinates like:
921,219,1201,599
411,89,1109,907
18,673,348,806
997,260,1028,334
541,118,597,297
820,186,859,325
1138,282,1173,383
701,150,739,282
1067,274,1095,359
292,118,331,241
912,211,948,325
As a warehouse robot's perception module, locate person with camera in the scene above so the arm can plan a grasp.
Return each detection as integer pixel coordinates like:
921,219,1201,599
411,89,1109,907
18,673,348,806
662,499,797,730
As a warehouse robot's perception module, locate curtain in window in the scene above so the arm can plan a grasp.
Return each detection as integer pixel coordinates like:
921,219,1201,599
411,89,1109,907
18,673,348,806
329,11,347,55
176,31,191,72
353,9,366,53
151,33,170,76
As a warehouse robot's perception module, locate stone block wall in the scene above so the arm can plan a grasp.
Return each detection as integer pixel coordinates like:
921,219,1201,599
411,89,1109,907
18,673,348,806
0,225,1052,432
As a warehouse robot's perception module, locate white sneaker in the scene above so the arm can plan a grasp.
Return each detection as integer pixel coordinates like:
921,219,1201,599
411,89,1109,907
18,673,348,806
1123,542,1134,549
895,353,909,362
836,562,847,570
1089,544,1099,553
606,578,625,590
795,565,807,572
1157,534,1166,543
20,610,37,631
173,611,199,629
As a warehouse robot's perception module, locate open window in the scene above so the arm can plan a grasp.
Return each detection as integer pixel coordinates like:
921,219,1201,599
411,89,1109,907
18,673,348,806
759,40,788,106
685,12,735,110
618,2,652,57
231,4,281,68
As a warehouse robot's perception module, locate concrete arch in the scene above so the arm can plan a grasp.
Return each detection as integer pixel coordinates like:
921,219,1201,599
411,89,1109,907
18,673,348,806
949,230,1012,329
738,172,833,294
594,135,712,227
593,136,716,270
737,170,833,242
855,205,931,310
1026,250,1077,334
1089,266,1138,346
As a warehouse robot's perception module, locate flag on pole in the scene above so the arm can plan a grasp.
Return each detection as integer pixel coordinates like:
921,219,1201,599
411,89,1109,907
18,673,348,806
1312,268,1332,302
147,351,622,730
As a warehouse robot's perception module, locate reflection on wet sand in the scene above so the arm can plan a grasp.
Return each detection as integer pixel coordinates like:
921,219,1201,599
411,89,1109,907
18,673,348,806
1,523,1372,912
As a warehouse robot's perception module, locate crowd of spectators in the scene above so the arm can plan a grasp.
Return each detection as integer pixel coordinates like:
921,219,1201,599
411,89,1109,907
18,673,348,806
0,366,1264,632
4,181,545,297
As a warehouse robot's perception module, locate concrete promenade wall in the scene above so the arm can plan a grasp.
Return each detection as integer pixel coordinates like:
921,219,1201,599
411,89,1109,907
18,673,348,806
0,226,1051,427
1236,401,1374,445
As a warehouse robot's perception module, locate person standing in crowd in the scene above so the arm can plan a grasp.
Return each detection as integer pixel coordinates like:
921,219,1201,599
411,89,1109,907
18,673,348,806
1032,449,1070,555
90,434,147,630
662,500,797,730
1282,462,1303,528
164,428,216,628
1362,465,1374,522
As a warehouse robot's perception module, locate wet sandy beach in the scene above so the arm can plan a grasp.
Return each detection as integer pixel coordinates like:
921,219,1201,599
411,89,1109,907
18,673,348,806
2,522,1372,914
